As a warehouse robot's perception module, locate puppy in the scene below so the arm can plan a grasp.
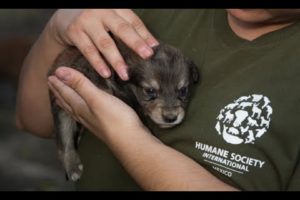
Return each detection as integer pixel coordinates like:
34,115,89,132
48,38,200,181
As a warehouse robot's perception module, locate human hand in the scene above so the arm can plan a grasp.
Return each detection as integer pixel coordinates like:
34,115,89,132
47,66,145,141
49,9,159,80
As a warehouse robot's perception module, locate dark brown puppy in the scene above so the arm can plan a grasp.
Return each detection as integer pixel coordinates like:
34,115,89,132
48,39,199,181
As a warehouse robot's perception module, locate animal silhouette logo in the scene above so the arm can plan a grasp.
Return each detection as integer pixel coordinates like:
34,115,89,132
215,94,272,145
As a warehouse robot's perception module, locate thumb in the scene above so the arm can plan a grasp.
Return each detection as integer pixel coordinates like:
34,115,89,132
55,67,108,106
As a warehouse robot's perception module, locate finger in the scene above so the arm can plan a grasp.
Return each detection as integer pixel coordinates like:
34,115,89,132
53,67,113,111
69,29,111,78
85,26,129,80
50,74,99,133
103,13,154,59
55,98,80,122
48,80,73,114
48,74,90,118
115,9,159,47
49,81,80,122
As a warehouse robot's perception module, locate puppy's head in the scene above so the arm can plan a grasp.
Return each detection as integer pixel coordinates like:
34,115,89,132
126,43,199,128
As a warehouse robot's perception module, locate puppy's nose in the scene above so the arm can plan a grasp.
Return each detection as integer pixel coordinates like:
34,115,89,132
162,115,177,123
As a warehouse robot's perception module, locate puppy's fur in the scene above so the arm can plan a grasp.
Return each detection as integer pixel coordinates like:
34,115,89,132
48,38,199,181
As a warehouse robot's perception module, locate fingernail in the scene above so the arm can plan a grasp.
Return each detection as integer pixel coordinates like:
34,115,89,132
101,68,111,78
139,46,153,59
147,38,159,47
56,69,71,82
120,68,129,81
121,70,129,81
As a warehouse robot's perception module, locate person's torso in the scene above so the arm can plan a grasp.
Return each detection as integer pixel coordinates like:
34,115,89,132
76,9,300,191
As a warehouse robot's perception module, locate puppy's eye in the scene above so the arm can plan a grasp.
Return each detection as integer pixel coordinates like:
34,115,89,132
143,88,157,101
178,86,188,98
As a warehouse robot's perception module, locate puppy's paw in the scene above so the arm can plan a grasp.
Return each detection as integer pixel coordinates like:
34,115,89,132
62,151,83,182
66,163,83,182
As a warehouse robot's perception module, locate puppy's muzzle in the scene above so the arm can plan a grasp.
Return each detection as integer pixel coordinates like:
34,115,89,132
163,114,177,123
152,106,185,128
162,109,178,123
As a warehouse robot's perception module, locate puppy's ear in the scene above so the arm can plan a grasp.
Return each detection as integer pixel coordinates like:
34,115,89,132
113,36,143,68
112,36,149,84
187,59,200,84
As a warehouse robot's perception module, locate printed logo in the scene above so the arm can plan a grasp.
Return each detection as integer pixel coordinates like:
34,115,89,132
215,94,272,145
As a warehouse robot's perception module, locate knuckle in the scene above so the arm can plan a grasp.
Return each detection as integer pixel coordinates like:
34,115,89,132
82,45,97,57
131,19,145,31
73,75,85,90
98,37,114,49
66,23,80,36
116,21,131,33
79,10,92,20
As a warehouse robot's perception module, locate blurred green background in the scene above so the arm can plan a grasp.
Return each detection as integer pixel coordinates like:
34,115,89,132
0,9,74,191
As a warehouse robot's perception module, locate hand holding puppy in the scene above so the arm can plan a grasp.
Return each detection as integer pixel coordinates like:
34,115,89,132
48,67,144,141
49,9,159,80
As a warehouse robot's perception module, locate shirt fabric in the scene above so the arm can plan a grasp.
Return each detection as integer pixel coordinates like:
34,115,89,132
75,9,300,191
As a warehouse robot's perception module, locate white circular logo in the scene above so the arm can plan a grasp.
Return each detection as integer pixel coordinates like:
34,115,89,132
215,94,272,145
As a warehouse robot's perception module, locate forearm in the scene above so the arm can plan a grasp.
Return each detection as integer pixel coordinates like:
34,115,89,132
102,125,239,191
16,20,65,138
